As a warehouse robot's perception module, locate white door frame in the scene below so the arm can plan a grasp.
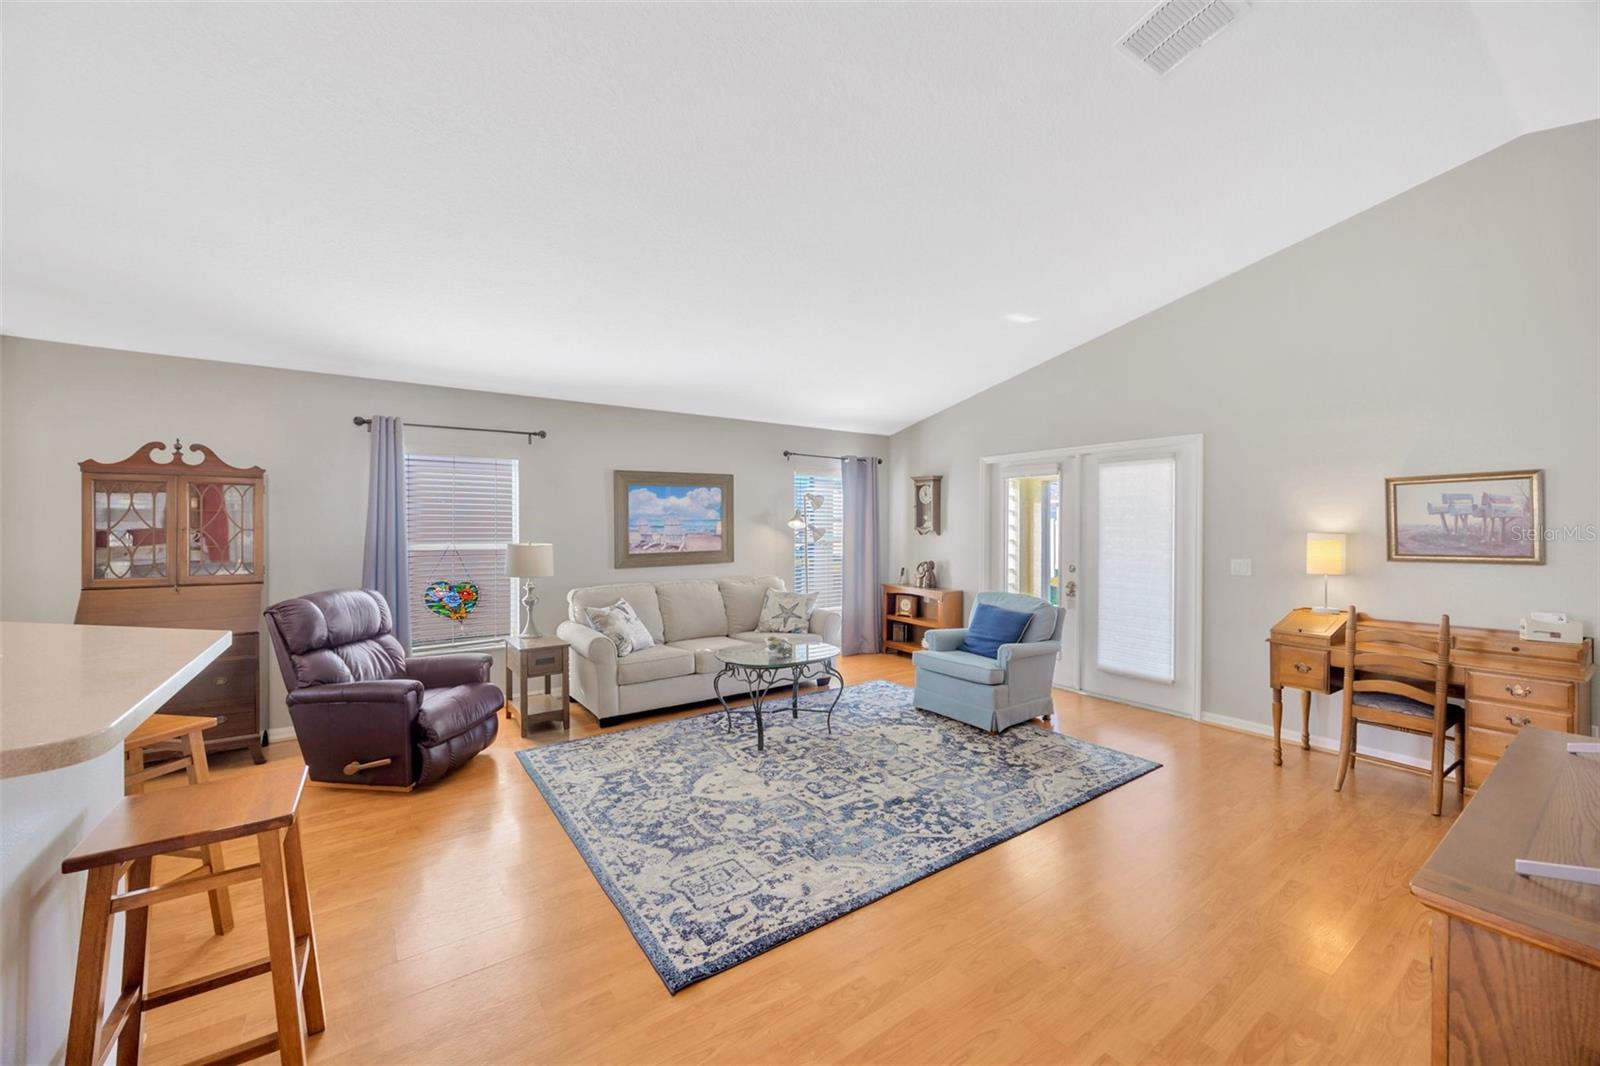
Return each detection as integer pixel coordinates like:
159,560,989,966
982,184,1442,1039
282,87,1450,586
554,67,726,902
978,433,1204,719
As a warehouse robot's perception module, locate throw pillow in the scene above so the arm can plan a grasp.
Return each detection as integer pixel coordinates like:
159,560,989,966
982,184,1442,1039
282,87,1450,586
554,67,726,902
757,589,817,634
959,603,1034,658
584,598,656,656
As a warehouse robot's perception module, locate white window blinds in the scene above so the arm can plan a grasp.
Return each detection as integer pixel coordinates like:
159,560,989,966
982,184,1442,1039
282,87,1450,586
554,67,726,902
1095,456,1176,682
405,454,519,650
792,472,844,610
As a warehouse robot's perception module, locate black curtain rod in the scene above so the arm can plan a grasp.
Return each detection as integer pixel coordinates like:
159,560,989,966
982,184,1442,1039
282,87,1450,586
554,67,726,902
783,450,882,465
353,416,547,443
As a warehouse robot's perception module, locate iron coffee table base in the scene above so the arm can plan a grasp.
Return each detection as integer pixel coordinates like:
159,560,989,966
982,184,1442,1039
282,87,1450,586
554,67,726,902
712,660,845,752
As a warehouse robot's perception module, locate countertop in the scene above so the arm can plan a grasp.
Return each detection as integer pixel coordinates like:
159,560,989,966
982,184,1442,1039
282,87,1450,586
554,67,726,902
0,621,230,778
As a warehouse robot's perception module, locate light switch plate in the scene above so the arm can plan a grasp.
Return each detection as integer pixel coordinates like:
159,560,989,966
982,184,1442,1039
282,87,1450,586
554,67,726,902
1230,558,1253,576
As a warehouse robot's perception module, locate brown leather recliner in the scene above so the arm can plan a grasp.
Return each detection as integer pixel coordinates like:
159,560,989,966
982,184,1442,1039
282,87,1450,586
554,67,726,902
263,589,501,789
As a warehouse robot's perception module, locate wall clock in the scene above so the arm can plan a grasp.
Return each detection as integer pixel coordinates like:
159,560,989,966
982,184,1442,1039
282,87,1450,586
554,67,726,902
913,475,942,535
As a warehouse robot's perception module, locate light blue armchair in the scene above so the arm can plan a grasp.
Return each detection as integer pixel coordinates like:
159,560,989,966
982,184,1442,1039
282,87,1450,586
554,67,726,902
912,591,1065,733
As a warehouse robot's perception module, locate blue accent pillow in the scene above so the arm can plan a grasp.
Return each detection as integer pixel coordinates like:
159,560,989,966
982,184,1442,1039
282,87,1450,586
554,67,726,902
959,604,1033,658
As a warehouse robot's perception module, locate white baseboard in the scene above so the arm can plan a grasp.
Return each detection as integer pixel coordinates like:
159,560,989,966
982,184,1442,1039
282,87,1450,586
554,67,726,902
266,726,296,745
1199,711,1436,773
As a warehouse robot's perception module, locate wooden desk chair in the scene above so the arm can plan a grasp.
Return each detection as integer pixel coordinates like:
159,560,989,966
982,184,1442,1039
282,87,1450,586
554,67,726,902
62,766,324,1066
1333,607,1465,815
123,713,234,935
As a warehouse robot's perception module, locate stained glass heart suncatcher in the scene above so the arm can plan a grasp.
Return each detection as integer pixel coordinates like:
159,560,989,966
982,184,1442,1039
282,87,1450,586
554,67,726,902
423,580,479,621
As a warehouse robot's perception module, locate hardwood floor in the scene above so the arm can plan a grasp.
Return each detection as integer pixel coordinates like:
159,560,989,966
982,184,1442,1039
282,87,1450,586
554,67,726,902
136,654,1458,1065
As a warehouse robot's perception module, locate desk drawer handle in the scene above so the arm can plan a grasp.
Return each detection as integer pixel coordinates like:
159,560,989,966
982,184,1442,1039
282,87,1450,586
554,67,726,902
1293,662,1312,674
213,676,229,686
534,655,559,667
1504,713,1532,727
1505,682,1532,698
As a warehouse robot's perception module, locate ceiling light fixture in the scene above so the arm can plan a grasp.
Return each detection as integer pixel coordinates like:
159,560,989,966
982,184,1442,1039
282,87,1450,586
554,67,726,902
1003,313,1040,324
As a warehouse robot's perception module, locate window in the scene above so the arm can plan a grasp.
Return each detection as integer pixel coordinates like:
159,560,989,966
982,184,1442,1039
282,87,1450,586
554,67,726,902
405,454,518,651
791,471,844,610
1002,473,1061,604
1095,456,1176,682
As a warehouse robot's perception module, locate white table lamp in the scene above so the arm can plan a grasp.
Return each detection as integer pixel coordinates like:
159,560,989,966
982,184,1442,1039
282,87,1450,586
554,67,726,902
507,542,555,638
1305,532,1346,613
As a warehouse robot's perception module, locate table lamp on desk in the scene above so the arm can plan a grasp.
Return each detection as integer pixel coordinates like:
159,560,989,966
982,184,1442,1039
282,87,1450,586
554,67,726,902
1305,532,1347,613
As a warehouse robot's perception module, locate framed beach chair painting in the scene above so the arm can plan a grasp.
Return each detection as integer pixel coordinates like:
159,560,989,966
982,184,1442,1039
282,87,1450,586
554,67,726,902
1386,469,1543,563
613,471,735,567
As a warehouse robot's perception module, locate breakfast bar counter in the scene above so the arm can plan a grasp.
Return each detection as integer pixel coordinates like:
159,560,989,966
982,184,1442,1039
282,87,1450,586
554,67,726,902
0,621,229,1065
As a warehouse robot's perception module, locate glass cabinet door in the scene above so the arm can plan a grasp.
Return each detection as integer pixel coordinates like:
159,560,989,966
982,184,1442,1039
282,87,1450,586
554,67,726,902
87,477,173,586
182,478,260,582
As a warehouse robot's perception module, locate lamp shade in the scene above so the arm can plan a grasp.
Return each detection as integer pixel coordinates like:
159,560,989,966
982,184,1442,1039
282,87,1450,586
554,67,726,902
786,510,807,531
1305,533,1347,577
506,542,554,578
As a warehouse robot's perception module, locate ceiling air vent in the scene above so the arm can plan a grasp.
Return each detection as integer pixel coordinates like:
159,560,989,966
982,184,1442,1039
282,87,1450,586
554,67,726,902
1118,0,1247,76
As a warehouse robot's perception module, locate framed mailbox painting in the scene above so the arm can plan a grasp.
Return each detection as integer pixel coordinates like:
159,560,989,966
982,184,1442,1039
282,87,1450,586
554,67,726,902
1386,469,1543,564
613,471,734,568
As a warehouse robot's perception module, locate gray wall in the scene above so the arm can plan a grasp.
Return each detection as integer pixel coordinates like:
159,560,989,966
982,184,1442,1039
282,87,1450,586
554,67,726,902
888,120,1599,757
0,338,887,730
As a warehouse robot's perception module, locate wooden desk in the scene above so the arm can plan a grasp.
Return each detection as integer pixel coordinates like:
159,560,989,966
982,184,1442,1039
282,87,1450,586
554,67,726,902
1411,727,1599,1064
1266,609,1593,784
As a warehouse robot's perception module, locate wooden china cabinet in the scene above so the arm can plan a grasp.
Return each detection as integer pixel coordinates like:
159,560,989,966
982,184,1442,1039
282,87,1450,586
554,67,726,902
74,440,268,762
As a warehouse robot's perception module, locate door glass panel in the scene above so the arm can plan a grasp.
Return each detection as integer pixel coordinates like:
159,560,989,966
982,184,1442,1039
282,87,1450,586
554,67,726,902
1095,457,1175,682
92,479,169,580
1003,474,1061,603
187,481,256,577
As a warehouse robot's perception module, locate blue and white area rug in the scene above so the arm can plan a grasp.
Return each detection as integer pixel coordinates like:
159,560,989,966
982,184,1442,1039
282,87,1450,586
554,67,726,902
517,679,1159,992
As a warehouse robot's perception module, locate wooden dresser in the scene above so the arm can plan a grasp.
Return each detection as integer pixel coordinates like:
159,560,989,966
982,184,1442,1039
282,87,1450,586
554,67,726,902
1411,727,1599,1064
73,441,267,763
1267,609,1593,786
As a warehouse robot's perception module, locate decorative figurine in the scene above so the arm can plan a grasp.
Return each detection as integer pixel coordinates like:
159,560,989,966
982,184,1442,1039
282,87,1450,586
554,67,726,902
914,560,938,589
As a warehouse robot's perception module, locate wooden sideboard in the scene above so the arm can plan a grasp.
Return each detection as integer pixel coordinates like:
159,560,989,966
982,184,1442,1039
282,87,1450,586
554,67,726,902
881,585,963,656
1266,608,1593,786
1411,727,1599,1064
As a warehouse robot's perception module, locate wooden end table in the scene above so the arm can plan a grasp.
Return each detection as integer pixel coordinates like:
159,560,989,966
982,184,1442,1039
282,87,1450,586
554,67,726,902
504,635,570,737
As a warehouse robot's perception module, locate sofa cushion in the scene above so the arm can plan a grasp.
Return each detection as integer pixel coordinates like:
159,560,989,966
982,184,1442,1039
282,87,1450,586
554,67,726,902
615,645,696,685
583,599,656,656
913,649,1006,685
666,635,751,674
416,681,503,745
656,580,728,642
718,577,785,635
758,589,817,633
959,603,1033,657
568,583,665,644
970,592,1060,644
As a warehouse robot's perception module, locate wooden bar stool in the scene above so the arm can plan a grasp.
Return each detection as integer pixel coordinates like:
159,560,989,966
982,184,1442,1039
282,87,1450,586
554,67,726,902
122,713,234,935
62,766,325,1066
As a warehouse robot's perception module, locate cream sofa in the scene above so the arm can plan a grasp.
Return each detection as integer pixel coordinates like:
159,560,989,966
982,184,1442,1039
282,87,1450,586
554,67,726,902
556,577,843,721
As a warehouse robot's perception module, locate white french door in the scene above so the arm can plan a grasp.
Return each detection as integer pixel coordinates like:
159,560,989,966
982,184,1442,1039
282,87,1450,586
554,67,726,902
992,460,1078,689
984,435,1201,718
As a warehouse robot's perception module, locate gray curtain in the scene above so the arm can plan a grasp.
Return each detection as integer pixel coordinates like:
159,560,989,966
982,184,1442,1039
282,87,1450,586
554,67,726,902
361,415,412,650
840,456,881,654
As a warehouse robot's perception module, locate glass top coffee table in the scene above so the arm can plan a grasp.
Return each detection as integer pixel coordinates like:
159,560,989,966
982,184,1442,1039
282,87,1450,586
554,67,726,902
713,640,844,752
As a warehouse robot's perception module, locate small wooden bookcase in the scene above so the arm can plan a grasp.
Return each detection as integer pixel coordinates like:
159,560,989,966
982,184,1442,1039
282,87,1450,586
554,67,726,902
881,585,964,656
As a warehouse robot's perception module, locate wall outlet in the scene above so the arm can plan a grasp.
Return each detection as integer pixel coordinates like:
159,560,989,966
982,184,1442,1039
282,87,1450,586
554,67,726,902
1230,558,1253,576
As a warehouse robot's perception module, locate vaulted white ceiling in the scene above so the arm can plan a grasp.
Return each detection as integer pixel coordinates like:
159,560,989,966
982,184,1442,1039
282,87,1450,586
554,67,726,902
3,3,1595,434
